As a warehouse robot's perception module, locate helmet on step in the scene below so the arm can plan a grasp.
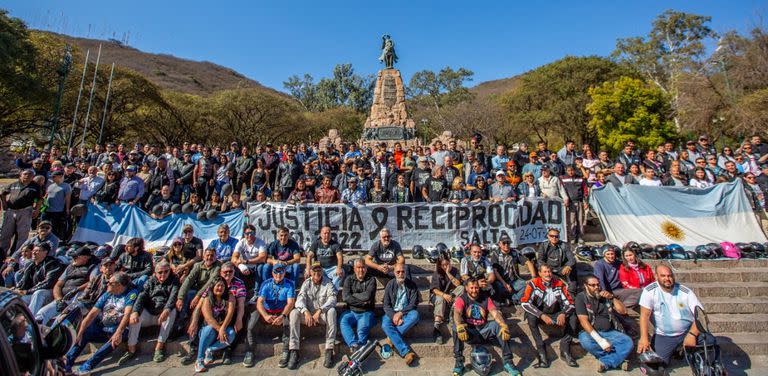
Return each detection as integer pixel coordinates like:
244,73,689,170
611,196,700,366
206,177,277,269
452,245,464,261
666,244,687,260
752,242,767,258
720,242,741,259
470,346,493,376
623,241,641,253
426,247,442,264
735,242,756,258
153,246,169,264
695,245,717,259
94,244,112,259
655,244,670,259
639,350,667,376
575,245,595,262
520,246,537,261
706,243,723,258
639,243,659,259
412,245,425,259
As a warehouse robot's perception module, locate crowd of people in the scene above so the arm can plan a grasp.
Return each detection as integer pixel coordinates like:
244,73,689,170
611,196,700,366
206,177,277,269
0,134,758,375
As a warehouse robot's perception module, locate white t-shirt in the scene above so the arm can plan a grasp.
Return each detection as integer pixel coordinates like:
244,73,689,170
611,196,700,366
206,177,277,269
639,282,702,336
639,178,662,187
234,238,267,262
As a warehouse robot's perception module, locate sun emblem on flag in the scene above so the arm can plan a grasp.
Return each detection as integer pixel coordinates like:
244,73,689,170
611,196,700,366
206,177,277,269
661,220,685,241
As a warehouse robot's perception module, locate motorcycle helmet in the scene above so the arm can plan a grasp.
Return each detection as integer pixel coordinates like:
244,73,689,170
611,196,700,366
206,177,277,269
196,211,207,221
695,245,716,259
666,244,687,260
623,241,641,253
151,204,164,217
720,242,741,259
736,242,756,259
70,203,86,217
435,242,448,256
171,204,182,214
94,244,112,259
706,243,723,258
655,244,670,259
182,203,194,214
412,245,425,259
752,242,767,258
426,247,441,264
221,183,234,197
55,245,69,258
205,210,218,220
153,246,170,264
520,246,537,261
451,244,465,261
470,346,492,376
639,350,667,376
575,245,595,262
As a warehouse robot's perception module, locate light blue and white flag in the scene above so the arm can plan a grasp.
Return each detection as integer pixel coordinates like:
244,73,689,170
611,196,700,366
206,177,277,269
71,203,245,251
589,180,767,247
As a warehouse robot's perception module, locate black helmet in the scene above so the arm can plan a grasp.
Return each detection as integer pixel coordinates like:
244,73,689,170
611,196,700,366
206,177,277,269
182,203,194,214
412,245,425,259
94,245,112,259
624,241,641,252
706,242,723,258
752,242,766,258
205,210,218,220
171,204,182,214
151,204,164,217
695,245,716,259
639,350,667,376
426,247,441,264
736,242,756,259
655,244,670,259
520,246,537,261
55,246,69,258
470,346,492,376
153,246,170,264
435,242,448,255
575,245,595,262
196,211,207,221
221,183,234,197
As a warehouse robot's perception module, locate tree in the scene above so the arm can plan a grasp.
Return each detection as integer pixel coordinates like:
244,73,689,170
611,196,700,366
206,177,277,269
612,10,718,129
587,76,678,155
498,56,633,147
407,66,474,113
283,64,373,113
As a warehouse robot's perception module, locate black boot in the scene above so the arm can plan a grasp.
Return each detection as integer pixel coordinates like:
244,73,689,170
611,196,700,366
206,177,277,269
560,350,578,367
533,349,549,368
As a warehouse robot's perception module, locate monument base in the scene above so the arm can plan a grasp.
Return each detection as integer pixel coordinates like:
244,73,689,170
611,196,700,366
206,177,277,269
360,68,419,148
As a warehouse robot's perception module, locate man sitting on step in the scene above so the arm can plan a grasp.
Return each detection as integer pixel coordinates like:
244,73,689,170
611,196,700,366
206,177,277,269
288,262,338,369
637,264,718,367
365,228,409,283
575,275,632,372
381,262,421,366
520,264,579,369
339,257,377,354
243,264,296,368
451,277,521,376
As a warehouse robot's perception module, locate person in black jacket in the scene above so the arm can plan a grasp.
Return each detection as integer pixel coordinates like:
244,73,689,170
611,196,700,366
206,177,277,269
95,170,120,206
339,257,377,353
14,242,65,316
115,237,153,288
536,228,577,291
381,263,420,366
35,246,96,324
177,152,195,203
126,261,180,363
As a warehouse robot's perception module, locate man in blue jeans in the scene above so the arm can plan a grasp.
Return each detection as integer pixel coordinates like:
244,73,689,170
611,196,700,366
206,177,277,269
381,263,420,366
575,275,632,372
65,272,138,375
339,257,377,353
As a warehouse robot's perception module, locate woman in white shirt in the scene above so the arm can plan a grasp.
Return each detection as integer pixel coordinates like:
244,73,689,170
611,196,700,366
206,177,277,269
689,167,714,189
639,169,662,187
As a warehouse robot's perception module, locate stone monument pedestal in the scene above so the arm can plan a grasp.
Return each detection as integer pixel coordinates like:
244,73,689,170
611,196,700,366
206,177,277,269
360,69,420,148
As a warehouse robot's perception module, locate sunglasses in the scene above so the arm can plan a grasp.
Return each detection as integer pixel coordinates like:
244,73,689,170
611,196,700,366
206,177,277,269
272,268,286,275
244,232,254,236
548,234,560,238
221,270,234,275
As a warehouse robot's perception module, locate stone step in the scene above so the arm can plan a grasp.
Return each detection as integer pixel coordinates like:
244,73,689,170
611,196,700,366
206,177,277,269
700,297,768,314
708,314,768,333
672,268,768,283
688,282,768,298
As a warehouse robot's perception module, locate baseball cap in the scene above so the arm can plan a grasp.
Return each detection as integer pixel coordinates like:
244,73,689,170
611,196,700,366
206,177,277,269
418,156,428,163
272,265,286,274
51,168,64,176
38,220,53,228
311,261,323,270
73,246,92,257
499,234,511,243
495,170,506,176
100,257,115,266
126,165,138,172
33,158,44,164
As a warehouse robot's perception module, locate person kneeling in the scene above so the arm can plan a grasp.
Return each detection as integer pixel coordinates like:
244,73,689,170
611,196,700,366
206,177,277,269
575,275,632,372
452,278,521,376
289,262,337,369
381,263,420,366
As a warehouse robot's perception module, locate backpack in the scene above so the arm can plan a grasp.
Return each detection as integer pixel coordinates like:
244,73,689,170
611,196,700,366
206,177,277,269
720,242,741,259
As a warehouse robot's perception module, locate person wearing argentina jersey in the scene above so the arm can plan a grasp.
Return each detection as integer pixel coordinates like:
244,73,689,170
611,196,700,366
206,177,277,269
637,264,715,366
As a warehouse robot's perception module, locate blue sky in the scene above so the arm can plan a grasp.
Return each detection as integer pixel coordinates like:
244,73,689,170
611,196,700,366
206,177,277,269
5,1,765,91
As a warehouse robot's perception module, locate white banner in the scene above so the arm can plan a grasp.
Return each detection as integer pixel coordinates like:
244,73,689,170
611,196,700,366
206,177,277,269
246,199,566,250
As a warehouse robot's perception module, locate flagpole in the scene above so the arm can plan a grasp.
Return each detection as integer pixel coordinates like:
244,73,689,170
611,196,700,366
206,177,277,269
67,49,89,152
80,43,102,147
97,62,116,145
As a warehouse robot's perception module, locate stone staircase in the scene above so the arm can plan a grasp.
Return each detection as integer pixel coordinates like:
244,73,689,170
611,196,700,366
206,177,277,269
116,255,768,374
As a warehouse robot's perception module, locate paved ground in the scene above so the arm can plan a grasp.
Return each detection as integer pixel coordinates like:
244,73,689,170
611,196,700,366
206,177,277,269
81,352,768,375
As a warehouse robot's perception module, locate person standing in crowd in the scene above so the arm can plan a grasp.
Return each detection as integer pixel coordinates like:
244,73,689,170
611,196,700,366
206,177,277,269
14,242,64,316
243,264,296,368
35,246,94,324
193,147,218,202
43,167,73,239
637,265,714,367
522,152,543,180
491,235,535,306
490,170,516,202
422,166,448,203
606,163,638,186
305,226,344,290
0,169,41,257
339,258,377,353
575,275,632,372
365,228,407,282
193,276,236,372
65,272,138,375
594,246,642,308
208,224,239,262
521,264,579,369
276,150,302,200
561,165,588,244
117,165,145,205
177,152,195,203
410,157,432,202
315,175,340,203
115,238,153,288
288,261,338,369
77,166,105,205
19,220,60,251
536,228,576,290
452,278,521,376
381,263,420,366
126,261,180,363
